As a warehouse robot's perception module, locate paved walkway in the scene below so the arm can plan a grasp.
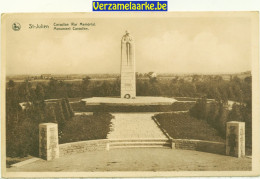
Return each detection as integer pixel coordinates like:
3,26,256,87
107,113,167,139
7,148,251,172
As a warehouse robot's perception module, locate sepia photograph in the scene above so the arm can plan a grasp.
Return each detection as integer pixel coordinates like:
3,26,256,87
1,12,259,177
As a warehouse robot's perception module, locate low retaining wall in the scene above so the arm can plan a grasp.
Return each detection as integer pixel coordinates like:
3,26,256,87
172,139,226,155
59,139,108,157
59,139,225,157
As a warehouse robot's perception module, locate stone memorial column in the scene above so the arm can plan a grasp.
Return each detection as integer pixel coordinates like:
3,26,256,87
120,31,136,99
39,123,59,160
226,121,245,158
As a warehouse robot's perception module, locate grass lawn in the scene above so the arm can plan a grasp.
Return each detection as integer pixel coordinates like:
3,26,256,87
155,112,225,142
59,113,113,144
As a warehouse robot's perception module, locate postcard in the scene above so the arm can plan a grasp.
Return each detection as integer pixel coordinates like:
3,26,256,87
1,12,259,177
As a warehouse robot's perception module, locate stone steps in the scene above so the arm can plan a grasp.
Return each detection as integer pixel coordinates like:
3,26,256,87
109,138,169,142
109,145,171,149
108,139,172,149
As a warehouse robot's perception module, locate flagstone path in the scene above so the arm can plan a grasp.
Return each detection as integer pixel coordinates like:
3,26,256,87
107,113,167,139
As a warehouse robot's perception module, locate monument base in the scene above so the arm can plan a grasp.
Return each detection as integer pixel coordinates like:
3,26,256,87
81,96,177,106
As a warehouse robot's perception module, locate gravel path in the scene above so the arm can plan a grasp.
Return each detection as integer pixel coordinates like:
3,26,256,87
8,148,251,172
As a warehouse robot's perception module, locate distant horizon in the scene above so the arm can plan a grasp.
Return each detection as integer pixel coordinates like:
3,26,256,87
6,70,251,77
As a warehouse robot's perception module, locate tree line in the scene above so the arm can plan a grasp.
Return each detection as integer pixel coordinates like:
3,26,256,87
8,74,251,104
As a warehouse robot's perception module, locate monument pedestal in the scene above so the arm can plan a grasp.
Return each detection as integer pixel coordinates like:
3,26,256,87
39,123,59,161
226,121,245,158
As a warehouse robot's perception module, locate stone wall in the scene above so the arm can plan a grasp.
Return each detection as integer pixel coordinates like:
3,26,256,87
173,139,226,155
59,138,225,157
59,139,108,157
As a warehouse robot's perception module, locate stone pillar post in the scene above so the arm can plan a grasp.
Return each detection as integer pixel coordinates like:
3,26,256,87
226,121,245,158
39,123,59,160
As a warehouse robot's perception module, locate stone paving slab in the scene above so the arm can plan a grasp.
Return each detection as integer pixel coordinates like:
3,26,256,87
107,113,167,139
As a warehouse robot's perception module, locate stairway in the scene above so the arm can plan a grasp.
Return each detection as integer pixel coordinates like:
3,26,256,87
108,138,172,150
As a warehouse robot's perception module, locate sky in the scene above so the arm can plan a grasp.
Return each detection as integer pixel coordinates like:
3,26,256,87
5,13,254,75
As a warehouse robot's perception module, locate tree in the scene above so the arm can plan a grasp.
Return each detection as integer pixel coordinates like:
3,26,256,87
189,97,207,120
18,80,32,102
228,103,243,122
213,87,221,102
112,78,120,96
44,105,57,123
216,102,228,136
207,101,219,126
65,98,74,118
81,76,91,97
54,101,66,132
61,98,70,120
47,78,58,99
35,84,45,101
192,75,199,82
7,80,15,88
